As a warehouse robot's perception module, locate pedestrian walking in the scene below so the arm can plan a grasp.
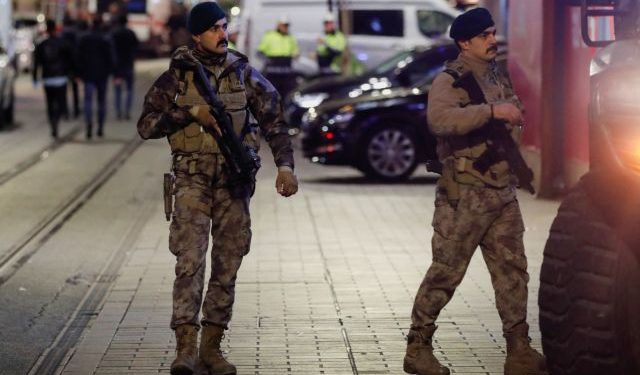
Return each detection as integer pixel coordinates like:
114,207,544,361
226,21,239,51
403,8,548,375
137,2,298,375
257,16,299,97
111,14,139,120
77,15,115,139
60,16,81,119
33,19,73,139
316,13,346,75
167,3,190,53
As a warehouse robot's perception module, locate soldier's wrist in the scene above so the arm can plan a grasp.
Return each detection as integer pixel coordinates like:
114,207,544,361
278,165,294,173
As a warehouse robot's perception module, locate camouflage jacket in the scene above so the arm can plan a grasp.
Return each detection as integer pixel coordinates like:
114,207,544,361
427,53,523,138
137,46,294,169
427,53,524,188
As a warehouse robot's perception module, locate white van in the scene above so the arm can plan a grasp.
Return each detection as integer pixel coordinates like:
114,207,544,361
236,0,460,74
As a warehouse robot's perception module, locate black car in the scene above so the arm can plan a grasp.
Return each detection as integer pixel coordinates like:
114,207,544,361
0,43,16,128
285,40,461,129
301,48,507,182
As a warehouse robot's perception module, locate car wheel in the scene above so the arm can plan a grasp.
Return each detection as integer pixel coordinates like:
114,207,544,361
360,125,418,182
4,86,15,125
538,176,640,375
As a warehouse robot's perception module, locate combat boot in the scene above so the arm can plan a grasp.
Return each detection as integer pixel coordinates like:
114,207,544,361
403,325,450,375
171,324,198,375
199,325,236,375
504,324,548,375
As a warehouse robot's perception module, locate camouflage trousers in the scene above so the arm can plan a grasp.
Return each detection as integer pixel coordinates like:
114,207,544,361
169,153,252,330
411,184,530,334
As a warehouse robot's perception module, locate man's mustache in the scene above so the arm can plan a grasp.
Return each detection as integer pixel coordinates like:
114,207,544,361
487,45,498,53
218,40,228,47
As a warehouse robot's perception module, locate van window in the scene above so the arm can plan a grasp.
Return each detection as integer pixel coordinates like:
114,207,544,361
14,18,39,29
351,10,404,37
126,0,146,13
417,10,454,38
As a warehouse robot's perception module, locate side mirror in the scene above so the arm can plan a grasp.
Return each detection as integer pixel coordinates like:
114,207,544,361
579,0,638,47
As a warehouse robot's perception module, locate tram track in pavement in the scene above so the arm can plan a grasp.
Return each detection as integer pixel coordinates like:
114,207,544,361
0,135,143,286
0,124,83,187
26,164,158,375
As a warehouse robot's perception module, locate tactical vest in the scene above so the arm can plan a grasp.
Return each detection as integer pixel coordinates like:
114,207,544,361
168,64,259,155
442,69,514,189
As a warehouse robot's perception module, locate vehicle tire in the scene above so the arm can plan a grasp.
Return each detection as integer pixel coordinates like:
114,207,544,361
360,125,418,182
538,177,640,375
4,86,15,125
0,98,5,128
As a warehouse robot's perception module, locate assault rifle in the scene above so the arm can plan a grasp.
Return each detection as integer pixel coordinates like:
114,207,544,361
453,71,535,194
194,63,261,198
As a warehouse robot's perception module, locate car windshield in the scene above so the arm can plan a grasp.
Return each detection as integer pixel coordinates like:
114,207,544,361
397,44,459,86
415,53,509,89
372,50,416,75
414,65,447,89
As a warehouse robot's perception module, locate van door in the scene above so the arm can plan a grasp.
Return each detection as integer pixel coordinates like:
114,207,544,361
345,4,457,69
346,8,408,68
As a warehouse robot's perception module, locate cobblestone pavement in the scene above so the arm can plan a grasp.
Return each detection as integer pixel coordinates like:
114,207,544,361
57,141,560,375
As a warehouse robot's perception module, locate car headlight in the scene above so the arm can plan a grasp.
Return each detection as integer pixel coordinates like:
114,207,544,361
301,107,318,126
293,92,329,108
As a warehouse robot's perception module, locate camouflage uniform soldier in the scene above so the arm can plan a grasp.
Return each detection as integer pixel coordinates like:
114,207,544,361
404,8,548,375
137,3,298,375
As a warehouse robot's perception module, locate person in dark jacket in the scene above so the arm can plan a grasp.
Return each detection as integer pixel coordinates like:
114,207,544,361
33,19,73,138
60,16,81,119
111,14,139,120
76,15,116,138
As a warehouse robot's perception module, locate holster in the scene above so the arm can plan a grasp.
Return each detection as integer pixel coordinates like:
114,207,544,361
163,173,175,221
440,158,460,208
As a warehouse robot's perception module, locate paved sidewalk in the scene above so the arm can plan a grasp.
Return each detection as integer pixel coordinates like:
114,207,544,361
58,142,560,375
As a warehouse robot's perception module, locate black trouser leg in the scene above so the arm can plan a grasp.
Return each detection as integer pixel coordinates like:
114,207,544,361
44,85,66,137
72,80,80,118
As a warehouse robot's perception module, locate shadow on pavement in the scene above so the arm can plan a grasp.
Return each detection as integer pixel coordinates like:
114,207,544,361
303,175,438,186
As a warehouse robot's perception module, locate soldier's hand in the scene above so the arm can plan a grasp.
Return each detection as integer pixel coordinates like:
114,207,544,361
492,103,522,125
275,169,298,197
189,105,221,136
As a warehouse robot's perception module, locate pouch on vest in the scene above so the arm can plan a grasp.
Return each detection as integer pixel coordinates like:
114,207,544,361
172,67,255,154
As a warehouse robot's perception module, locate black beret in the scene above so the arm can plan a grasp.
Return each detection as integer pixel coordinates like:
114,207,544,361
449,7,495,41
187,1,226,35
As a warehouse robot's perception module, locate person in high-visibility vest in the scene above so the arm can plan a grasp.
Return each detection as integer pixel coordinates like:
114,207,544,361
257,16,299,96
316,13,346,75
227,21,239,50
